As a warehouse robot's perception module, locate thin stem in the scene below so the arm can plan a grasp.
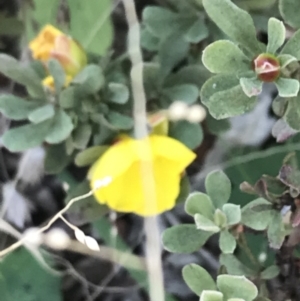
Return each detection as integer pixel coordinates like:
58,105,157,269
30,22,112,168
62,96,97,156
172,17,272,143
122,1,165,301
238,232,261,268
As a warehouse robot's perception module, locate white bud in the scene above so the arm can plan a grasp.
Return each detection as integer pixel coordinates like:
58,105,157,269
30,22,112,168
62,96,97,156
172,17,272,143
186,105,206,123
45,228,70,250
85,236,100,251
23,228,42,246
258,252,267,263
74,229,86,244
168,101,189,121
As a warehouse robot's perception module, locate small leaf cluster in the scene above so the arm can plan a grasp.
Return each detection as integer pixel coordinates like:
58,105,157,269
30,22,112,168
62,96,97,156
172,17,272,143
200,0,300,140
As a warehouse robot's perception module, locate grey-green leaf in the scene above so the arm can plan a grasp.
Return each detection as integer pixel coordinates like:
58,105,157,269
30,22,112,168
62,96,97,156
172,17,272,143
260,265,280,280
163,84,199,104
267,18,286,54
182,264,217,296
241,198,273,230
202,40,250,74
220,254,256,277
217,275,258,301
219,230,237,254
169,120,203,149
2,122,50,152
200,291,223,301
280,28,300,60
162,224,213,253
200,74,257,119
75,145,109,167
0,54,45,98
108,82,129,104
185,192,215,218
106,111,133,130
0,95,41,120
239,77,263,97
48,59,66,93
45,110,74,144
275,78,300,98
205,170,231,208
202,0,263,55
72,123,92,149
283,94,300,130
279,0,300,29
267,211,286,249
28,104,55,123
222,204,241,225
195,213,220,233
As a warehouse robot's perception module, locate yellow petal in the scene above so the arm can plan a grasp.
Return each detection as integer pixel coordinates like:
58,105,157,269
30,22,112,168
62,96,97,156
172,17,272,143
93,157,181,216
150,135,196,170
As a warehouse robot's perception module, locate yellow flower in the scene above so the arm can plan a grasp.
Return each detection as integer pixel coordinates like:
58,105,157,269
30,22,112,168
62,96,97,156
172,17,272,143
29,24,87,77
89,135,196,216
42,75,73,90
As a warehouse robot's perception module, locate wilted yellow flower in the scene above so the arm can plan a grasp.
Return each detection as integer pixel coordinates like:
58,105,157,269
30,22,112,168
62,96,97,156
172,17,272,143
42,75,73,90
89,135,196,216
29,24,87,77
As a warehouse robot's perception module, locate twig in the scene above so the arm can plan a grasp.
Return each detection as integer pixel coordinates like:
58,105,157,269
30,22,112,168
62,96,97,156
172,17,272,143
122,1,165,301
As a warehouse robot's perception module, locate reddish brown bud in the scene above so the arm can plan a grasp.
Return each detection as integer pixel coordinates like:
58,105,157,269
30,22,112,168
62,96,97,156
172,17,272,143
253,53,280,82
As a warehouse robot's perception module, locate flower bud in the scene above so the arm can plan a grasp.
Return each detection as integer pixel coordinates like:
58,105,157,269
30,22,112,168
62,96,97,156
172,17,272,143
147,111,169,136
29,24,87,77
253,53,280,82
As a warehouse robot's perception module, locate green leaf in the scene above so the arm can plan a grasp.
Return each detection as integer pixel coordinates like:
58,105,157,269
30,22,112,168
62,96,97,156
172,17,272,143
106,111,133,130
206,115,231,135
281,28,300,60
219,230,237,254
0,275,13,301
267,211,286,249
159,32,189,77
176,175,191,205
202,40,250,74
182,264,217,296
169,120,203,149
44,143,71,174
279,0,300,29
200,74,257,119
162,224,213,253
2,122,50,152
68,0,113,55
214,209,228,228
28,104,55,123
222,204,241,225
142,6,192,38
260,265,280,280
0,247,62,301
202,0,263,55
65,180,109,225
72,65,105,94
48,59,66,93
272,95,288,117
200,291,223,301
75,145,109,167
267,18,286,54
185,192,215,218
239,77,263,97
275,78,299,98
283,94,300,130
195,213,220,233
163,84,199,104
278,54,298,69
205,170,231,208
45,109,74,144
59,87,77,108
72,123,92,149
0,54,45,98
217,275,258,301
0,95,40,120
185,18,208,43
31,0,60,27
141,27,160,51
219,254,256,277
108,82,129,104
241,198,274,230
